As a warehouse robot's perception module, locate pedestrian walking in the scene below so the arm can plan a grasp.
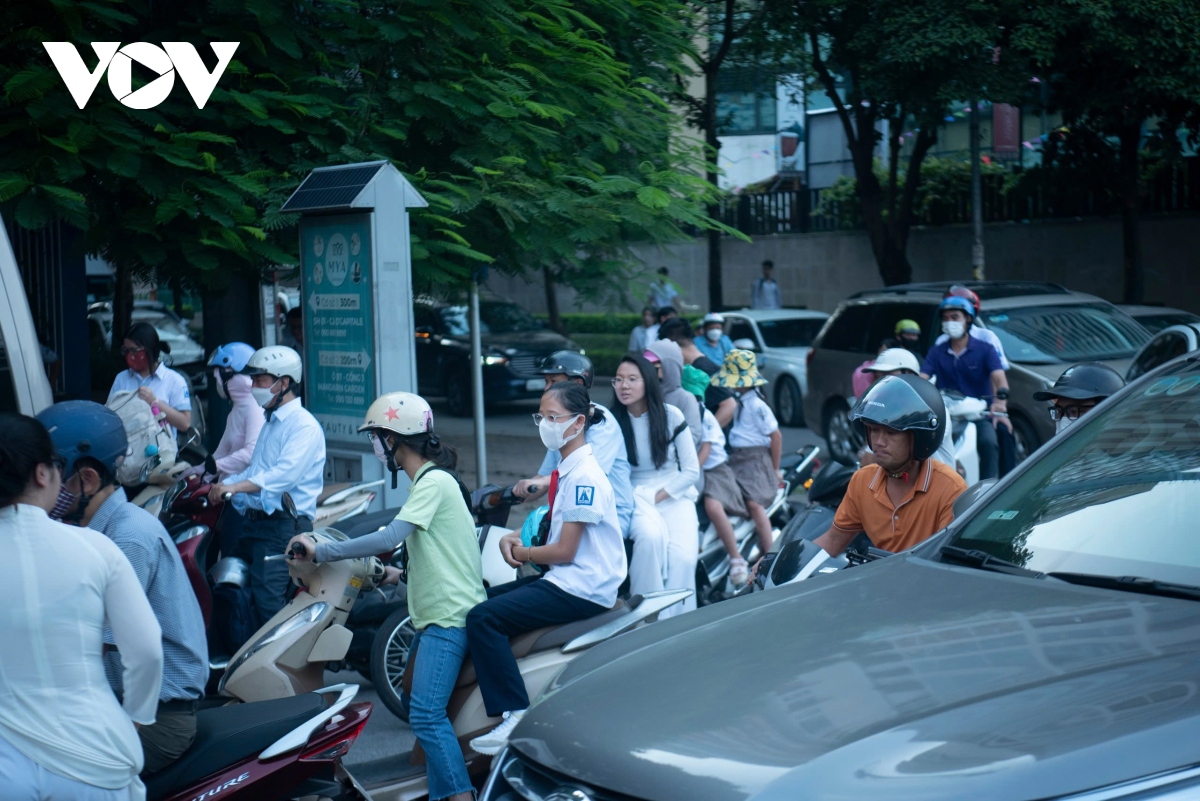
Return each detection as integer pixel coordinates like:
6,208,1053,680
751,260,783,310
648,267,681,312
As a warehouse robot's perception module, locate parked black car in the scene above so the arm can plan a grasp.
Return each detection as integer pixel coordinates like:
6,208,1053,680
484,349,1200,801
414,297,581,415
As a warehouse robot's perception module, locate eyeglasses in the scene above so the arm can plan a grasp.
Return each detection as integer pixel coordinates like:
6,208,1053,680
532,413,578,426
119,346,145,356
611,377,644,388
1048,405,1092,422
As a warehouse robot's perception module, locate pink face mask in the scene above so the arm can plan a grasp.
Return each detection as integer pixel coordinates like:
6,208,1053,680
125,349,150,373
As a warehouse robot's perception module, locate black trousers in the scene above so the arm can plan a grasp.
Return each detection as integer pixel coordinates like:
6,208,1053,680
235,513,313,630
465,576,607,717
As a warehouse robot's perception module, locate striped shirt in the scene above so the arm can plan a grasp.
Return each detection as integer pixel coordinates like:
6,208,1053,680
91,488,208,702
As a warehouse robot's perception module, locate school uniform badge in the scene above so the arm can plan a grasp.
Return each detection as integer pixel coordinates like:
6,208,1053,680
575,486,594,506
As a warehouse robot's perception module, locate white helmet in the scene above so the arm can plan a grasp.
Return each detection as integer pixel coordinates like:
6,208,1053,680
243,346,303,382
701,312,725,326
865,348,921,375
359,392,434,437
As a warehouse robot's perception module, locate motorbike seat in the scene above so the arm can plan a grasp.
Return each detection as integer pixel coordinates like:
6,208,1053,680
454,599,633,689
317,482,352,506
144,693,326,801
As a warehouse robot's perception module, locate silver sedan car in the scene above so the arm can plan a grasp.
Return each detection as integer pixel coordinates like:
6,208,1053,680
722,309,829,427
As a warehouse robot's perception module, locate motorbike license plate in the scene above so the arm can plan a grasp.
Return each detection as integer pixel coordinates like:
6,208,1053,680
526,378,544,391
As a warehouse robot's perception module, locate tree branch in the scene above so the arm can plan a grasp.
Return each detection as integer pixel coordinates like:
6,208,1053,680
808,30,858,152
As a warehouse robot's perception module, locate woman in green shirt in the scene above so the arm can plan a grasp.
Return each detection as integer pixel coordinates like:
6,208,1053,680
290,391,483,801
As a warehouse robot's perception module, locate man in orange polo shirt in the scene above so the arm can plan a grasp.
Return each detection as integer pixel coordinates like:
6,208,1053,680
814,375,966,556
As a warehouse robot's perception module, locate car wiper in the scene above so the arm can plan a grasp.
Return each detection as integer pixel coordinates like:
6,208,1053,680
1046,572,1200,602
939,546,1044,578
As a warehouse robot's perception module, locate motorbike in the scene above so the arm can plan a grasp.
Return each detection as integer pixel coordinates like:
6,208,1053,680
943,391,988,486
694,446,821,606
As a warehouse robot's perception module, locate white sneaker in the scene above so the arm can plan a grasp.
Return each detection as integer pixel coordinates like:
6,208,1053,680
469,709,526,755
729,557,749,588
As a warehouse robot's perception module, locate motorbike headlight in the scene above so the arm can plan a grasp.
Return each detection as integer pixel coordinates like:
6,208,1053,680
218,602,329,694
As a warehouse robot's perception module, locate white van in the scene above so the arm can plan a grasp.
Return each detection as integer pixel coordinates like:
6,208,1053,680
0,216,54,415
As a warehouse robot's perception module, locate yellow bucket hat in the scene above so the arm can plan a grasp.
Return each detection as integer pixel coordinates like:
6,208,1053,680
712,349,767,389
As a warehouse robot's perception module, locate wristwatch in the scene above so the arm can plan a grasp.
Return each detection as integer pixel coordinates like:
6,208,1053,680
995,388,1010,401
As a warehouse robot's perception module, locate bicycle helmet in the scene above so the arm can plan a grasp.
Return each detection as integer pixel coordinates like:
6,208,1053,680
539,351,594,388
1033,362,1126,402
36,401,129,478
938,296,976,321
849,374,946,461
946,285,982,312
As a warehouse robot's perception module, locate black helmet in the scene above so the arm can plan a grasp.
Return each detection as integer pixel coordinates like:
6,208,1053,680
1033,362,1125,402
849,374,947,461
539,350,594,389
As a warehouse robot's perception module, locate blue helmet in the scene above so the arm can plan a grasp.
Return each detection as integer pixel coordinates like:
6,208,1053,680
938,296,976,319
36,401,129,478
208,342,256,371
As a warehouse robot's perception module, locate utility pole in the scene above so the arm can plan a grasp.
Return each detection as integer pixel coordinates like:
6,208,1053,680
469,271,487,485
969,98,985,280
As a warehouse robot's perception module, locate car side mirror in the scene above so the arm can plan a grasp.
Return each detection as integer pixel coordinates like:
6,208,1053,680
952,478,998,519
733,337,759,353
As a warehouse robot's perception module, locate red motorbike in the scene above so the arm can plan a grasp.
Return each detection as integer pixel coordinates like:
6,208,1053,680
161,473,222,627
146,684,373,801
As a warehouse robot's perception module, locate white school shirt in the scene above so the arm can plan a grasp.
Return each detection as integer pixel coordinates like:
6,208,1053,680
543,444,628,608
227,397,326,519
0,504,163,799
934,325,1011,370
211,374,266,478
627,403,701,502
728,391,779,448
700,408,728,470
108,362,192,438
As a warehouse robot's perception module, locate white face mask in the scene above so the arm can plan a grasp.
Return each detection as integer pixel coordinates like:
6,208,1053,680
706,328,723,343
251,379,281,408
371,434,389,465
539,415,583,451
1056,416,1076,436
942,321,966,340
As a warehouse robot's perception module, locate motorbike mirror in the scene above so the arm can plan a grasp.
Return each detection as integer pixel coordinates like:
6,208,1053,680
952,478,998,519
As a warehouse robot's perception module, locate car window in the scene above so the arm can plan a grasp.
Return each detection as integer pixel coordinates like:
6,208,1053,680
480,302,541,334
0,327,17,413
727,318,758,348
865,302,937,354
757,318,825,349
440,306,474,337
1134,312,1200,334
1127,330,1193,382
979,304,1151,365
947,358,1200,586
413,303,437,330
817,304,874,353
133,311,190,338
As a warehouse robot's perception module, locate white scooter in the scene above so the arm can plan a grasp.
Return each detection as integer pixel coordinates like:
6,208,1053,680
943,391,988,487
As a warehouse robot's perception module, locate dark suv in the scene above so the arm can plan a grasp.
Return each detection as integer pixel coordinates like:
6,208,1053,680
414,297,581,415
803,281,1151,463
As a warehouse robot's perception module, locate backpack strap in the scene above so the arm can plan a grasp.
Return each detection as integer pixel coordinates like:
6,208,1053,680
669,420,689,471
413,466,474,512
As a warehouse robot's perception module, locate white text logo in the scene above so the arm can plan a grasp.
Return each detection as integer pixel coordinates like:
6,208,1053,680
42,42,239,109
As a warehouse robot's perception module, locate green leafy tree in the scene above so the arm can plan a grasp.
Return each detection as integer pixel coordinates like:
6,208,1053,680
1025,0,1200,303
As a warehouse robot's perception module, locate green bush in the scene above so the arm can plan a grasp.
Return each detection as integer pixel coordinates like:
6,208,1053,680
538,312,708,336
574,333,628,352
586,348,626,377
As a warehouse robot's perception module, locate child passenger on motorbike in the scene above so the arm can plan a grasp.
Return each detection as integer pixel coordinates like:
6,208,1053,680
467,381,627,757
289,392,482,801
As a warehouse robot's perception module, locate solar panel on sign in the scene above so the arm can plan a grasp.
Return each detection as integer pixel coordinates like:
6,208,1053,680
280,163,387,212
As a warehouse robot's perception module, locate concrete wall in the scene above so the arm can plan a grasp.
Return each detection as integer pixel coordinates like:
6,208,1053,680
486,214,1200,317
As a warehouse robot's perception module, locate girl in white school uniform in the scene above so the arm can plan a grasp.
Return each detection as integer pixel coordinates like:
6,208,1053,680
611,353,701,619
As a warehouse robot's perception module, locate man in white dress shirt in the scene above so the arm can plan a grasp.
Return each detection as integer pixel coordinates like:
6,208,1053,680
210,346,325,641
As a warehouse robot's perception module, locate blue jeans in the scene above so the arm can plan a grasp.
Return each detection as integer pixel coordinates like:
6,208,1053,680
406,625,473,800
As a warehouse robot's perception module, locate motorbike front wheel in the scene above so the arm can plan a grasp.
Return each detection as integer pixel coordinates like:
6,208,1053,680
370,608,418,722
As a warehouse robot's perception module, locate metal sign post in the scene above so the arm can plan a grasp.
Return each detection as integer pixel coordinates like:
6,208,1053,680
469,277,487,486
281,162,427,510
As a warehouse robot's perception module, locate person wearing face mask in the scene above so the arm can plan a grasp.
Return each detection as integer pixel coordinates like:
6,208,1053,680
288,392,482,801
208,346,325,641
1033,362,1125,437
107,321,192,439
467,381,627,756
931,286,1010,369
37,402,208,776
0,413,162,801
192,343,265,481
661,317,737,426
921,297,1010,480
694,312,735,365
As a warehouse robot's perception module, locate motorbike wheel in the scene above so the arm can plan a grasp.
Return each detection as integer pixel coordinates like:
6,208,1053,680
775,376,805,428
370,609,418,722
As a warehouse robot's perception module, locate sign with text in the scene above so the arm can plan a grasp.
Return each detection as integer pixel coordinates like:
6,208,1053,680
299,214,375,443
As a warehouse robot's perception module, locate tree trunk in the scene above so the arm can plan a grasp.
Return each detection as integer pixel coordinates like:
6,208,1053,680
543,265,564,333
1118,122,1144,304
704,69,723,312
111,263,135,358
969,99,985,280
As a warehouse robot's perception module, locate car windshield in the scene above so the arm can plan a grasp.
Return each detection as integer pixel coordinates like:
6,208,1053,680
1134,312,1200,335
440,302,541,336
946,357,1200,587
757,318,825,349
980,303,1150,364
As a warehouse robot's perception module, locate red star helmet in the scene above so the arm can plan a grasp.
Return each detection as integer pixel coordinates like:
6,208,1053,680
359,392,434,437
